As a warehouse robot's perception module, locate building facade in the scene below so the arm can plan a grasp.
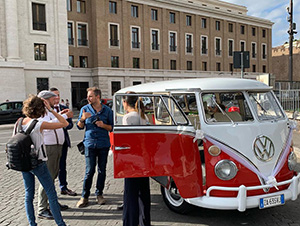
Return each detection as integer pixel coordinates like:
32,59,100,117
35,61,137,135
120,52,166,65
0,0,273,106
272,41,300,88
68,0,273,105
0,0,70,103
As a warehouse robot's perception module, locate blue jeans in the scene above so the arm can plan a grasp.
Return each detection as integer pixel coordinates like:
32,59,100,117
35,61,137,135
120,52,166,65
22,162,66,226
81,147,109,198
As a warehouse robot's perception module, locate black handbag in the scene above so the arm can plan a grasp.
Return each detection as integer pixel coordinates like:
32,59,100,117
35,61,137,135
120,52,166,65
77,141,85,155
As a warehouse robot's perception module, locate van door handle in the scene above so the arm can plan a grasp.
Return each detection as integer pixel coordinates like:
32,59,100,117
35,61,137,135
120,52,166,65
115,146,131,151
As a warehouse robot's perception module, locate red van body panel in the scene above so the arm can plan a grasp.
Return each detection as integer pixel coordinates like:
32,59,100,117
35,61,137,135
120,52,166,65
203,140,294,197
112,131,203,198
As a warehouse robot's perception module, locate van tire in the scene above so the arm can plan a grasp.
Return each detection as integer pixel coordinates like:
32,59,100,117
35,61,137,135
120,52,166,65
160,181,194,214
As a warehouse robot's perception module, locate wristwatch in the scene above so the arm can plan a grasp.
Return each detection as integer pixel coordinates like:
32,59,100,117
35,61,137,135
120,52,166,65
79,118,85,123
48,108,54,112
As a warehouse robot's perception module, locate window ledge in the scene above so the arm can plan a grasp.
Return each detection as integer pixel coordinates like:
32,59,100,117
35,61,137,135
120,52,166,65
30,30,50,36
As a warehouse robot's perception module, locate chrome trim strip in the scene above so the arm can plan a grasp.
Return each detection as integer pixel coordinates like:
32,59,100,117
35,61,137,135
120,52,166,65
115,146,131,151
274,130,291,169
113,127,196,137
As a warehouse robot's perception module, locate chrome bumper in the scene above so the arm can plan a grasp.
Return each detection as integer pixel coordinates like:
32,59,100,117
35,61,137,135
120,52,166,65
186,173,300,211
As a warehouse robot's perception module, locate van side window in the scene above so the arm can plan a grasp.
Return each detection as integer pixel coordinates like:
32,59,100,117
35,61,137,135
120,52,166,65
173,94,197,113
202,92,254,123
154,97,171,124
114,94,189,126
173,94,199,128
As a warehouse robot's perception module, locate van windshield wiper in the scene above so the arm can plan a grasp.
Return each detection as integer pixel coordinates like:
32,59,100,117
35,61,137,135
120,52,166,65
212,99,235,125
249,93,268,114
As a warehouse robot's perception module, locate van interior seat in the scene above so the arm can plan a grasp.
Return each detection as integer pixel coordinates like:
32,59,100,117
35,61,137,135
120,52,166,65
205,113,212,120
146,113,154,125
187,114,200,128
213,111,242,122
228,111,243,121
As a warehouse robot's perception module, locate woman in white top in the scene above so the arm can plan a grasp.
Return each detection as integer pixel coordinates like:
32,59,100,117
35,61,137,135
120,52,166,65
122,92,151,226
20,95,68,226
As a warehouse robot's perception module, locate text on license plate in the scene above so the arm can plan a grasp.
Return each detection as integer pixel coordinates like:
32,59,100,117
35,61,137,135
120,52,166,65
259,194,285,209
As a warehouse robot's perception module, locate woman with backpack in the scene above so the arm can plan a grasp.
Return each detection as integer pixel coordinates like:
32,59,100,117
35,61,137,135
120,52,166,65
19,94,68,226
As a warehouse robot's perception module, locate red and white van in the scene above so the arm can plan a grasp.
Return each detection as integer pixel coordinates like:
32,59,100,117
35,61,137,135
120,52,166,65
111,78,299,213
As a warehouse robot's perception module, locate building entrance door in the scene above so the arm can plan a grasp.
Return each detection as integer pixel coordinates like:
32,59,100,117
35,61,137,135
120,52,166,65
71,82,89,109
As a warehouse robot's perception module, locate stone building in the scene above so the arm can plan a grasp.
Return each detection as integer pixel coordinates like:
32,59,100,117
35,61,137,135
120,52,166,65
68,0,273,105
0,0,273,107
272,40,300,86
0,0,70,103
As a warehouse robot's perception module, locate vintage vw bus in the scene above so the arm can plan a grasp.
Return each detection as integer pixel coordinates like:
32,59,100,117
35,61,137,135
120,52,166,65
111,78,299,213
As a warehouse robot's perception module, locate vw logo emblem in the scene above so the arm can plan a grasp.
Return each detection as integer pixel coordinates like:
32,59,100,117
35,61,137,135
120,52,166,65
253,135,275,162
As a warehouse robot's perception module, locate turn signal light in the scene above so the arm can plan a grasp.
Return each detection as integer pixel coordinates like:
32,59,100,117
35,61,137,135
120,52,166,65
208,145,221,156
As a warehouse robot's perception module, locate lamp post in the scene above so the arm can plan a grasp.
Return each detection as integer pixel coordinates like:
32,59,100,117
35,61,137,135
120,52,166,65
287,0,297,88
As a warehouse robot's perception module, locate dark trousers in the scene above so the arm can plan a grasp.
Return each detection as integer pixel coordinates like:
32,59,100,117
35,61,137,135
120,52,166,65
58,142,68,191
81,147,109,198
123,177,151,226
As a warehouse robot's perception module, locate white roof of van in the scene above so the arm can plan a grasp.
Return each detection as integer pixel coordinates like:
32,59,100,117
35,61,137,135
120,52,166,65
116,78,271,94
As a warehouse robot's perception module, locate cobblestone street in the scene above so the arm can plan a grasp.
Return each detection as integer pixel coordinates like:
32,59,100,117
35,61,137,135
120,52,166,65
2,126,300,226
0,145,183,226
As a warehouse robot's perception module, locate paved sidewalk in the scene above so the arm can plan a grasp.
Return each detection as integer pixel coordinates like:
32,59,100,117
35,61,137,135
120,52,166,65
0,111,171,226
0,148,164,226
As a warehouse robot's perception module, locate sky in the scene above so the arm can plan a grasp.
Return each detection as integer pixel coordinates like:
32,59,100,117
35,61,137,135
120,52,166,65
222,0,300,47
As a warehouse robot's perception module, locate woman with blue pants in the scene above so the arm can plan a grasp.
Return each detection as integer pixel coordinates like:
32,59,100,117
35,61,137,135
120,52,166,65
17,93,69,226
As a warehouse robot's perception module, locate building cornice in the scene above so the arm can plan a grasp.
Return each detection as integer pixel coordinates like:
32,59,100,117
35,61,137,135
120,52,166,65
89,67,258,79
0,61,25,68
126,0,273,28
196,0,247,12
24,64,70,72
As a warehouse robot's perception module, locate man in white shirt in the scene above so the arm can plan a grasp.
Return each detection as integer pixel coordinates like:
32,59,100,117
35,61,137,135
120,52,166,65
37,90,73,220
50,87,77,196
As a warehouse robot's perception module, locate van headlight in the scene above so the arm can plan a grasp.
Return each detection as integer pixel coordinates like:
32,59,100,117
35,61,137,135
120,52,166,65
215,160,238,180
288,152,297,171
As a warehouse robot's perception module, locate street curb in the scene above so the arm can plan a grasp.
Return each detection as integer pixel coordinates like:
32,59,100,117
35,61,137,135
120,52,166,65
286,112,300,120
0,124,14,130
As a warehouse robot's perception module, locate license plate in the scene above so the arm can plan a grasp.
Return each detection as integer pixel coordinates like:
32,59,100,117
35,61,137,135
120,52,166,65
259,194,285,209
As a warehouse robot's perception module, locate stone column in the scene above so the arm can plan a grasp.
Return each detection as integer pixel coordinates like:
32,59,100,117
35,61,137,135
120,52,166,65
0,40,4,61
5,0,20,60
0,1,4,61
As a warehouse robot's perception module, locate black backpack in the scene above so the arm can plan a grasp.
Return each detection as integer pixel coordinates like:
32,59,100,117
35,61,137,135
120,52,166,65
5,118,39,172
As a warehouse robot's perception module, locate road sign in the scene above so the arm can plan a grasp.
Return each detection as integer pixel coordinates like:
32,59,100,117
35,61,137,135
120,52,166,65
233,51,250,69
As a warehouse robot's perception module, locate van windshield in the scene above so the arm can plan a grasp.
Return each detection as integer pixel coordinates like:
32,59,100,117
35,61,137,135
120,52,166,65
248,91,284,121
202,92,254,123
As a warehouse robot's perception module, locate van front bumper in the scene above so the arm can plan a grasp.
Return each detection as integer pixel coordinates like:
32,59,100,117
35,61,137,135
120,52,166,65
186,173,300,211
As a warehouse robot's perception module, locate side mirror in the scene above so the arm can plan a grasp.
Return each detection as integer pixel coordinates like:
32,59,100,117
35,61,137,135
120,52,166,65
293,111,299,120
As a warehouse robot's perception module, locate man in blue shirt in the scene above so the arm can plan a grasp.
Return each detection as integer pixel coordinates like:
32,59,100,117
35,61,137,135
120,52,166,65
76,87,113,208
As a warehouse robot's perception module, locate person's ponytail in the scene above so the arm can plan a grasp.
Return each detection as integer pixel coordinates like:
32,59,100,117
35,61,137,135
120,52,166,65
135,98,146,120
124,91,146,120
